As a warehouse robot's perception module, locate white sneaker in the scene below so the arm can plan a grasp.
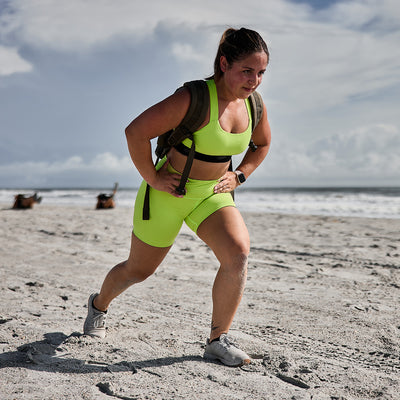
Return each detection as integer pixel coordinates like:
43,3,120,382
204,334,251,367
83,293,107,338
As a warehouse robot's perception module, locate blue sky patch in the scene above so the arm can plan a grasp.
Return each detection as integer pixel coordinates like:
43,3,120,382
288,0,343,10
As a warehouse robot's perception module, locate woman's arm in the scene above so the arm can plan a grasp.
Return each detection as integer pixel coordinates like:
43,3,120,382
125,88,190,196
235,102,271,179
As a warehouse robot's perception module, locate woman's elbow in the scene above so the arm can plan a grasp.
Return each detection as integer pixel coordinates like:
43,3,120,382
125,122,134,138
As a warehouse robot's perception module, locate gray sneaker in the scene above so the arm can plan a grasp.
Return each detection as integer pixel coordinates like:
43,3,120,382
83,293,107,338
203,334,251,367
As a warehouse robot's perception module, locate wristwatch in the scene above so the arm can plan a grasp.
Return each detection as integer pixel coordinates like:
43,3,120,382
235,170,246,185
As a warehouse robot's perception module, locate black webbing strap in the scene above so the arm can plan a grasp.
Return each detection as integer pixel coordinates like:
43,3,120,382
175,137,195,196
143,183,151,220
174,142,231,163
228,159,235,200
142,156,160,220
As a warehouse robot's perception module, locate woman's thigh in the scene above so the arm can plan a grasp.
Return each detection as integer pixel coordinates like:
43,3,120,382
196,206,250,265
125,233,172,279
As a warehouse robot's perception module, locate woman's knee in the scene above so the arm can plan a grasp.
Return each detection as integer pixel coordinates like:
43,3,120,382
123,234,171,283
231,238,250,259
233,250,249,270
220,243,249,274
122,260,157,283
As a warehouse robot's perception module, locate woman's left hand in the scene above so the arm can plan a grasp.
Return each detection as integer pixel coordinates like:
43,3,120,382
213,171,238,194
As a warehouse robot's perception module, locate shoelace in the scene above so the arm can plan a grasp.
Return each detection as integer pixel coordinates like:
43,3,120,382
220,335,239,349
93,312,106,328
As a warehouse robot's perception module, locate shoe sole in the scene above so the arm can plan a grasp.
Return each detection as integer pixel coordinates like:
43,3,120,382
84,328,106,339
204,352,251,367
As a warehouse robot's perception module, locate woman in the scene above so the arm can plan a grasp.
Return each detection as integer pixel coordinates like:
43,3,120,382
84,27,271,367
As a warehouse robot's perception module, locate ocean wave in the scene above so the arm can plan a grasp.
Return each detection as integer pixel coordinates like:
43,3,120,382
1,187,399,219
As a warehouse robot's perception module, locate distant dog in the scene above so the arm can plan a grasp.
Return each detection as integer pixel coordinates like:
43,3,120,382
96,183,119,209
13,192,42,209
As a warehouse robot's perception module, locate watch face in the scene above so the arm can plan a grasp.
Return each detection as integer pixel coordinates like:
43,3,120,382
237,172,246,183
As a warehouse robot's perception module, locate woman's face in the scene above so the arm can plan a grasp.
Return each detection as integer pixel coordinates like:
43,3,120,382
221,51,269,99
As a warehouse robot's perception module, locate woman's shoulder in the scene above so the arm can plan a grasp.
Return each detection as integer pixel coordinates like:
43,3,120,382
165,79,209,120
151,84,191,117
172,85,191,105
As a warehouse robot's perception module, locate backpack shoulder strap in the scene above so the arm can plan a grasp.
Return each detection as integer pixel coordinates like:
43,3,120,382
248,90,263,131
167,80,209,147
248,90,264,152
183,80,210,126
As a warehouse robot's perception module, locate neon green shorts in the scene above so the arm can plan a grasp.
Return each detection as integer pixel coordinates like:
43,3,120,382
133,159,235,247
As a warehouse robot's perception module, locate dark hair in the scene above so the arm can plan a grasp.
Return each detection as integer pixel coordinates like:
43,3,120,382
209,27,269,80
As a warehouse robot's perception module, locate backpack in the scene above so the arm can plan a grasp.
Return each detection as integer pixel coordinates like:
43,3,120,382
142,79,264,220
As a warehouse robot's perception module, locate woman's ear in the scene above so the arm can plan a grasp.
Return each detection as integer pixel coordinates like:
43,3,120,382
220,56,228,73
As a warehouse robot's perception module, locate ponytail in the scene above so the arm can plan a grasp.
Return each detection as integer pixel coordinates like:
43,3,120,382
208,27,269,80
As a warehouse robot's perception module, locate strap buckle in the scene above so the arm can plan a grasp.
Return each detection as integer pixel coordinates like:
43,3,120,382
175,187,187,196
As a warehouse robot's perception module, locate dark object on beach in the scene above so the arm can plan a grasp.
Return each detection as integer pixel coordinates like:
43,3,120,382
13,192,42,209
96,183,119,209
276,373,310,389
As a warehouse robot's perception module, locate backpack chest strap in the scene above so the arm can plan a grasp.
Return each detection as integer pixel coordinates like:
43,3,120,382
174,142,231,163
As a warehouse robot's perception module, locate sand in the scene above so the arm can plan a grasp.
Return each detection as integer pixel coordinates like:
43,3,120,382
0,204,399,400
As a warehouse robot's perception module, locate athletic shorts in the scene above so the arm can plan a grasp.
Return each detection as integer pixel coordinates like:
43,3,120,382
133,158,235,247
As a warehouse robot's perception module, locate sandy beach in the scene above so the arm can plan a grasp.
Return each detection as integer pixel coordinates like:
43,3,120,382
0,204,399,400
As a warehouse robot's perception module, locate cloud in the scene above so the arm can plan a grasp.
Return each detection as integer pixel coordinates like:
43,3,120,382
0,0,327,52
0,127,398,188
326,0,400,33
263,2,400,117
259,123,400,186
171,43,204,63
0,45,32,75
2,0,399,112
0,0,222,51
310,123,400,177
0,0,161,51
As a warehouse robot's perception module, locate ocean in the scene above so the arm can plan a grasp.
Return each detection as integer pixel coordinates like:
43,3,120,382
1,187,399,219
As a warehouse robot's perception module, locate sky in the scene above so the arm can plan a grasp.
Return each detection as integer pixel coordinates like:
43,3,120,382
0,0,399,188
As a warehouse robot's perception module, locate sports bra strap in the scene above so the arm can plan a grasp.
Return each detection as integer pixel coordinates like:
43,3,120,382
208,80,218,121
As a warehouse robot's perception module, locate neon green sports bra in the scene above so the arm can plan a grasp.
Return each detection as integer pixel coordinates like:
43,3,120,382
179,79,252,158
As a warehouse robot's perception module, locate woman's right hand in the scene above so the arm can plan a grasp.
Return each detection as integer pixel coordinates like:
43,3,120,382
150,159,184,198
